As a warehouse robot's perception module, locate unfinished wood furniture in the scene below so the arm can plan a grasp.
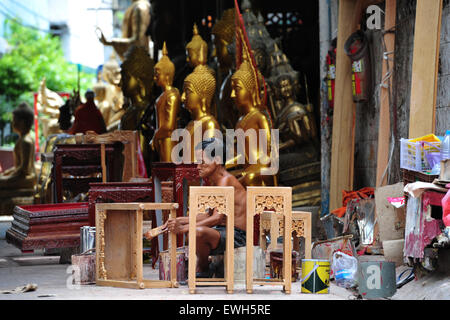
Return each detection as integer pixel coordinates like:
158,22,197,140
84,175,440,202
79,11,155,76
6,202,89,253
260,210,312,259
188,186,234,294
246,187,292,294
84,130,139,182
95,202,178,289
52,144,122,203
151,162,202,247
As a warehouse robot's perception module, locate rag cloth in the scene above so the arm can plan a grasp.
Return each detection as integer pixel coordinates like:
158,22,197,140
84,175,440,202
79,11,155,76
331,187,375,218
1,283,37,294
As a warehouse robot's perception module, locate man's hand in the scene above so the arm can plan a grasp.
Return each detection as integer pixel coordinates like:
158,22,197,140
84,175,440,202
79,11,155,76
167,217,184,235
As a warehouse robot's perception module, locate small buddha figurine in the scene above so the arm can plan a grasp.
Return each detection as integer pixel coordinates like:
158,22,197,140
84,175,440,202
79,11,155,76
181,65,221,163
230,51,275,187
186,24,208,70
0,103,36,191
150,42,180,162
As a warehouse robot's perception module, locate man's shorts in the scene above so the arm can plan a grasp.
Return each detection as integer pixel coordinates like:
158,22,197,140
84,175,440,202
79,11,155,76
210,225,246,256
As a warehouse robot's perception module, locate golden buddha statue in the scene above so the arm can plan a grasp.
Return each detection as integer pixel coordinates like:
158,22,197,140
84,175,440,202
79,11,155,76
36,78,64,138
229,50,275,187
150,42,180,163
181,64,221,163
119,45,154,170
211,9,239,130
186,24,208,69
0,103,36,191
97,0,151,61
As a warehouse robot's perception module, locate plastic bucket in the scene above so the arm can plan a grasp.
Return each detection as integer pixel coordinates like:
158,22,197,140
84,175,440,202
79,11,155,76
301,259,330,294
358,261,397,299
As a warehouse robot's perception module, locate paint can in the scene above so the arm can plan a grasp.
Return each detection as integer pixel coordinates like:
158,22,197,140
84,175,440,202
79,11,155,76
358,261,397,299
301,259,330,294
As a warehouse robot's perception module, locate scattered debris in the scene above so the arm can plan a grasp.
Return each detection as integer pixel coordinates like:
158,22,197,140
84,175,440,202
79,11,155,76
0,283,37,294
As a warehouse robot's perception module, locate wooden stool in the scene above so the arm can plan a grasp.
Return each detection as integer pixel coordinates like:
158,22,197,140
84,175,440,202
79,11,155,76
95,202,178,289
260,211,312,259
188,186,234,294
246,187,292,294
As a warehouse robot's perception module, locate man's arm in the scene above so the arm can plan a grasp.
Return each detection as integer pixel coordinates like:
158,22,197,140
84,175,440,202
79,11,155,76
167,209,224,234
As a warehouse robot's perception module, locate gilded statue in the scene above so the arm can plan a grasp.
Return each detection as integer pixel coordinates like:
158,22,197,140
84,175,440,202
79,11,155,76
229,50,275,187
268,51,318,146
0,103,36,191
36,78,64,138
150,42,180,162
211,9,239,130
119,45,154,168
97,0,151,61
95,56,125,130
181,64,221,163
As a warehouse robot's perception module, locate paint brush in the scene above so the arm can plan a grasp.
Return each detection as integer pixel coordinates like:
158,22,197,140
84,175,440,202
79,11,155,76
144,225,168,240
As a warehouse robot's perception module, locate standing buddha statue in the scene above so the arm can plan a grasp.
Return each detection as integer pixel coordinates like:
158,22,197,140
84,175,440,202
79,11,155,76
97,0,151,61
181,64,220,163
150,42,180,162
211,9,239,130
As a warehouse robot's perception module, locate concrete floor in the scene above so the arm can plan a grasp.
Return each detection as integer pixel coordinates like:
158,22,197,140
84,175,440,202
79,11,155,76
1,239,449,300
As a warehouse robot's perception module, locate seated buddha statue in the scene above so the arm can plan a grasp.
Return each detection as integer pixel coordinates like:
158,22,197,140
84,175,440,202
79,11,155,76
229,51,276,187
181,64,221,163
150,42,180,162
275,73,318,146
0,103,36,192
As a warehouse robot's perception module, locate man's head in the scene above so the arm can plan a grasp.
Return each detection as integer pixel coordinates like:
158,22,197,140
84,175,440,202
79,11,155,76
12,102,34,135
85,90,95,102
195,138,225,178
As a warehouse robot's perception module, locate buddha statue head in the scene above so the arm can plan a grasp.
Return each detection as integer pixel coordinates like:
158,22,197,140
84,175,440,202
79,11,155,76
120,45,154,106
154,42,175,89
181,65,216,116
231,50,260,113
12,102,34,136
211,9,235,72
186,24,208,69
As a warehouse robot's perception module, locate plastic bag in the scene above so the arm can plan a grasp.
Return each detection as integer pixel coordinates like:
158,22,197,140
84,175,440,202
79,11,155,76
442,189,450,228
331,251,358,288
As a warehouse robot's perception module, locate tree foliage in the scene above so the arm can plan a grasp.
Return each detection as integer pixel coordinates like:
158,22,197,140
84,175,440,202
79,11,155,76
0,19,95,123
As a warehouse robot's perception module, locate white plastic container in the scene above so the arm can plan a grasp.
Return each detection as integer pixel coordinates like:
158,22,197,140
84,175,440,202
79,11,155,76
442,130,450,161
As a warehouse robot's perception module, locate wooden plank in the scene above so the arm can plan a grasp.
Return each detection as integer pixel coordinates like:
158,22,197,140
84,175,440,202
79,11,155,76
376,0,396,187
408,0,443,138
329,0,358,212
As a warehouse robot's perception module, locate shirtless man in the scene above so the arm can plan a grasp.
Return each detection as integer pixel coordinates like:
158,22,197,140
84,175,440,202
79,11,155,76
163,138,247,277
